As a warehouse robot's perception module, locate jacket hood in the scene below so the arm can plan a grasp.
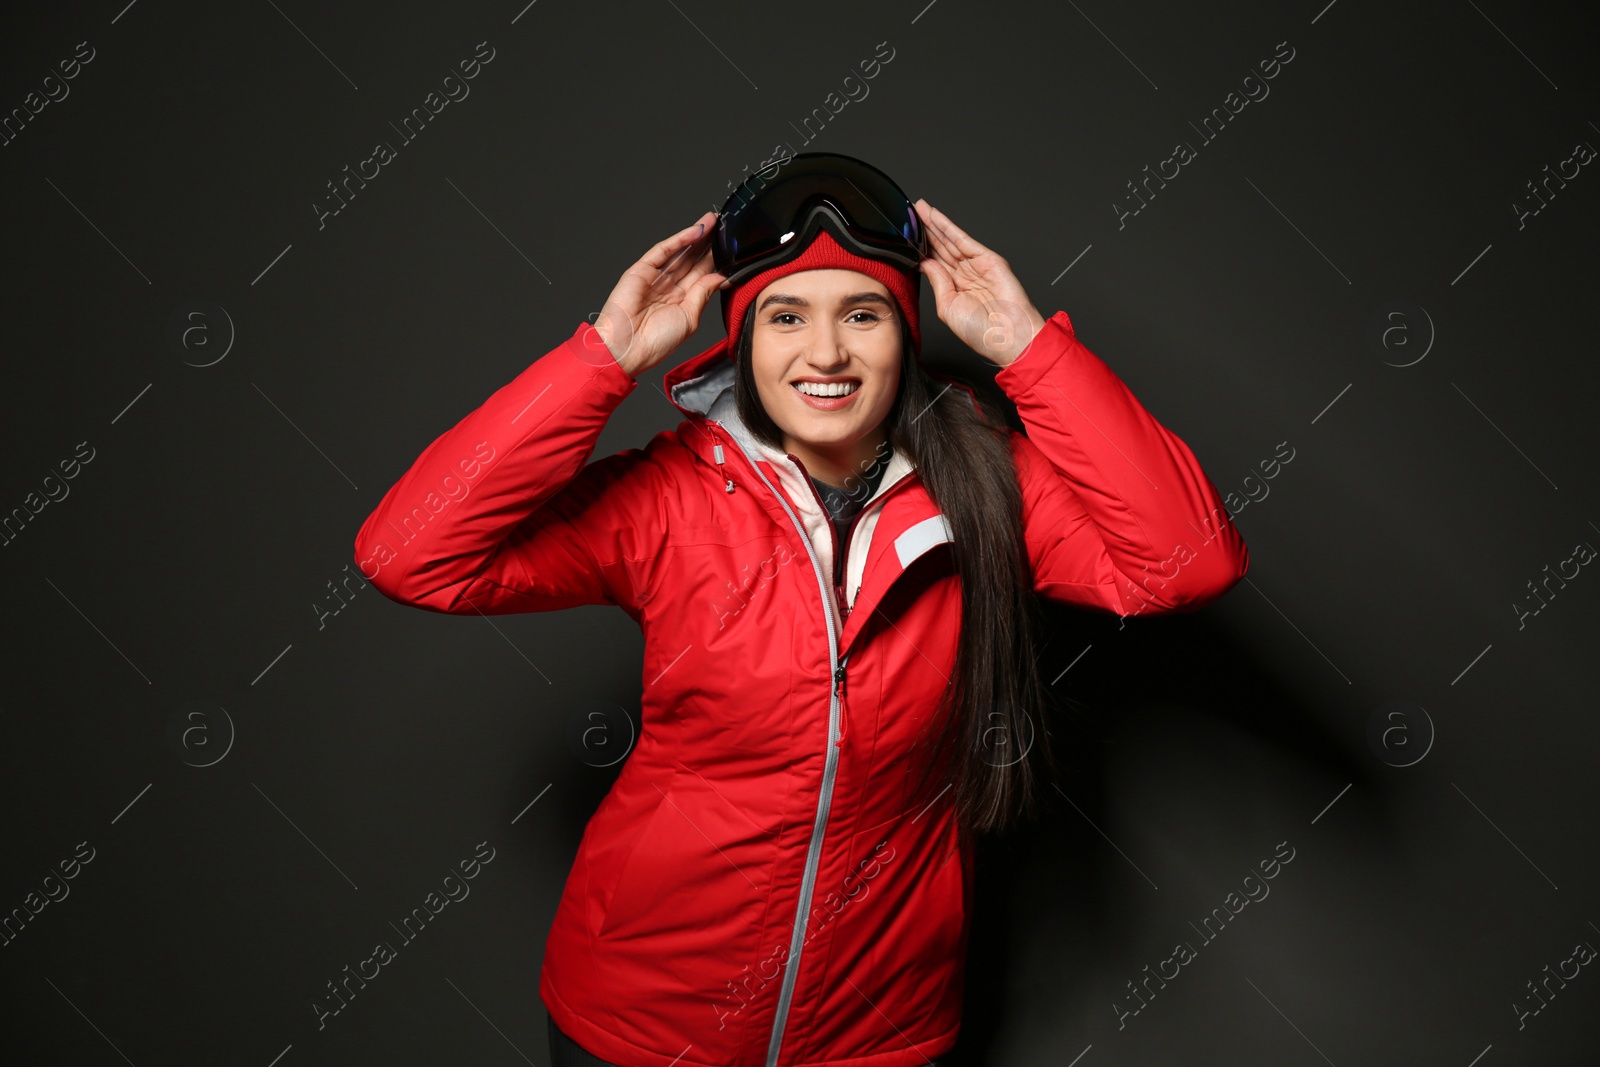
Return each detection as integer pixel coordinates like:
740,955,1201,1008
661,334,763,457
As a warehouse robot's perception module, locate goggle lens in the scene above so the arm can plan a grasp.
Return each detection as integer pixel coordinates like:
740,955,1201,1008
714,154,925,281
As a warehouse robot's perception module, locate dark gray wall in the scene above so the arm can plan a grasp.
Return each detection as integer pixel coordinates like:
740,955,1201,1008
3,1,1596,1064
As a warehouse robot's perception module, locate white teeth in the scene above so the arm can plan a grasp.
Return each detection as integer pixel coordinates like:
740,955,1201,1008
794,380,860,397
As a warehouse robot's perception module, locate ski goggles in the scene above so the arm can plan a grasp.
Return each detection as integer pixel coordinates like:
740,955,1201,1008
713,152,928,288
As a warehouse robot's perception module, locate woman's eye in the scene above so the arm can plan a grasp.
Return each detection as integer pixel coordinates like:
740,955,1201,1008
846,311,881,323
771,312,801,325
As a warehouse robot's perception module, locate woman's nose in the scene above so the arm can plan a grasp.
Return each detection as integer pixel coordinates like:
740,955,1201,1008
803,323,850,368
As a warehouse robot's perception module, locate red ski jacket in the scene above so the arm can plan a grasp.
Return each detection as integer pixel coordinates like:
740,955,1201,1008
353,310,1248,1067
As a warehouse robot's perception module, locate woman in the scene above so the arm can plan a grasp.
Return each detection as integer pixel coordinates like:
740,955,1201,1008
354,154,1248,1067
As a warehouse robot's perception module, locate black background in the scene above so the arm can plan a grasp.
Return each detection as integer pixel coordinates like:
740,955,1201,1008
2,1,1597,1064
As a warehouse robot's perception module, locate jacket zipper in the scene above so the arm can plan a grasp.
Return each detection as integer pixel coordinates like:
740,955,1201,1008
706,433,845,1067
833,663,849,747
818,474,915,749
788,452,864,751
704,424,911,1066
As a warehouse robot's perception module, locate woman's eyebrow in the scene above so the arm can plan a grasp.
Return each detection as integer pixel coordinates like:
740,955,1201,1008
756,292,895,312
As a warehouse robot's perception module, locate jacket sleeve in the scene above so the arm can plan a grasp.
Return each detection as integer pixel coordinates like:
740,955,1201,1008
994,310,1248,617
353,321,670,618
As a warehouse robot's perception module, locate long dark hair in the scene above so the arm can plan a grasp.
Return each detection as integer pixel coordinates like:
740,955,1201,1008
732,304,1057,839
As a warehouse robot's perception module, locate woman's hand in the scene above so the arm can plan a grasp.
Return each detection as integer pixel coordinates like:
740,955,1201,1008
593,211,728,378
914,199,1046,367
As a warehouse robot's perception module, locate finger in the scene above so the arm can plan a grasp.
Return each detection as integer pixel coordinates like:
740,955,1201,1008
924,221,997,291
918,202,965,268
666,214,722,279
678,261,723,331
639,211,718,273
688,271,726,309
639,232,694,274
656,228,713,282
685,261,727,313
924,214,971,274
920,200,992,260
915,199,953,252
654,240,702,289
919,257,957,309
679,244,719,295
639,227,715,298
924,228,967,283
637,251,712,321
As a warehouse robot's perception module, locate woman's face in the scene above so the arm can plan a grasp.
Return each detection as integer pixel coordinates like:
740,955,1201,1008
748,268,902,458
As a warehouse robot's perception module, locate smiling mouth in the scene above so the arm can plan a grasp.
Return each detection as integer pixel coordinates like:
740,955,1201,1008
792,380,861,397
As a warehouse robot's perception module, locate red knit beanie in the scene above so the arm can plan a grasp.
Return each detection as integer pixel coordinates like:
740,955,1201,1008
722,229,922,356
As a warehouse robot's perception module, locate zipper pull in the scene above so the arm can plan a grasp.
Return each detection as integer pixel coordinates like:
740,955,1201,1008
834,664,848,747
